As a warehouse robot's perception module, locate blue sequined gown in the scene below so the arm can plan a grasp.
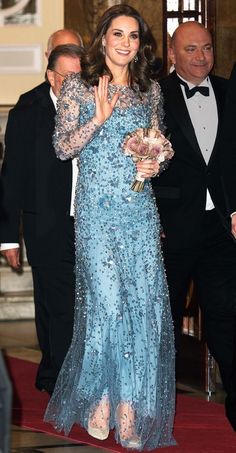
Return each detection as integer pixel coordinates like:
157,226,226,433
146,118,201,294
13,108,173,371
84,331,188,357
44,74,176,450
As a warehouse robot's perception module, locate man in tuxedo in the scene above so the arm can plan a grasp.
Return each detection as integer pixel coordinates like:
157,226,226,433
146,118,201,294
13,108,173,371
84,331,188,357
0,43,83,395
152,21,236,428
220,62,236,430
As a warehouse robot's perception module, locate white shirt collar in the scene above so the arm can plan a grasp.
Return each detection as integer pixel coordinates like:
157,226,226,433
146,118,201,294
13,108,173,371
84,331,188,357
49,87,58,109
176,72,209,89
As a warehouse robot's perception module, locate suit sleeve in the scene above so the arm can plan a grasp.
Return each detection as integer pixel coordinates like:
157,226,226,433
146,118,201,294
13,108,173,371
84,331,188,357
221,63,236,214
0,108,24,243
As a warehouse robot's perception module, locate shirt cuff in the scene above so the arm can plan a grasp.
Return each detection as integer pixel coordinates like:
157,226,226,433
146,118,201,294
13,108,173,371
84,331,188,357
0,243,19,251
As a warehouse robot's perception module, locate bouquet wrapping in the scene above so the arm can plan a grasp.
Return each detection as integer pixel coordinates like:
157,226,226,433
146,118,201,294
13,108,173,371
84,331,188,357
123,127,174,192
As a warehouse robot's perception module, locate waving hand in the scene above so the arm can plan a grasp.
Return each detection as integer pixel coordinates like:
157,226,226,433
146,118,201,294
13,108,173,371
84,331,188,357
93,76,120,126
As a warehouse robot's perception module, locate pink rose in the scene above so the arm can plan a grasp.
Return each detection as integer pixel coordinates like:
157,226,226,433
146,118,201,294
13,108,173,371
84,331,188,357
137,143,149,156
149,144,163,157
126,136,140,152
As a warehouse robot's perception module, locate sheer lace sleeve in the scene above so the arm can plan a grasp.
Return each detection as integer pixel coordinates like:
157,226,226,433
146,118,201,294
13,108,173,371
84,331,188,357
150,81,165,133
150,81,170,174
53,74,100,161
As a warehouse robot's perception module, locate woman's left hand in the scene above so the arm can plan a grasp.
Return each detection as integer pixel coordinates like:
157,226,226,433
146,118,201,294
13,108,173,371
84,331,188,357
136,159,160,179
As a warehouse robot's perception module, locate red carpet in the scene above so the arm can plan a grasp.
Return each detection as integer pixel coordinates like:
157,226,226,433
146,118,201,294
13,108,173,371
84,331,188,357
5,356,236,452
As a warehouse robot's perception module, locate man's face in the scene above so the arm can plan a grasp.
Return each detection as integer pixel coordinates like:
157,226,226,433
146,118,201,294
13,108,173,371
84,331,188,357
47,55,81,97
169,23,214,85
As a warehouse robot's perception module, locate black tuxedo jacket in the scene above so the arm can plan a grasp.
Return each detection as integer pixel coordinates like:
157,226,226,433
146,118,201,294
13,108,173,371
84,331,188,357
152,70,230,250
221,62,236,215
0,82,73,265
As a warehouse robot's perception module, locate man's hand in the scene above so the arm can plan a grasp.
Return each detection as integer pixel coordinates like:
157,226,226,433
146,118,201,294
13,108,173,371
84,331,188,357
1,248,21,269
231,214,236,239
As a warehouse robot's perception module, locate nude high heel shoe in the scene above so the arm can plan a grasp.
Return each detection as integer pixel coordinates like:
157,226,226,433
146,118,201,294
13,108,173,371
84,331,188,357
87,423,109,440
123,437,142,449
116,402,141,449
87,397,110,440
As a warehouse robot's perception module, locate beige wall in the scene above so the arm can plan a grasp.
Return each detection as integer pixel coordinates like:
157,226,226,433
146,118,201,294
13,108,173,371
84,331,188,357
0,0,64,105
215,0,236,78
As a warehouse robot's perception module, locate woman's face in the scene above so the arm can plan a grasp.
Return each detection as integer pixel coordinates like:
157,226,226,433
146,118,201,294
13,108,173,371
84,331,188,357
103,15,140,71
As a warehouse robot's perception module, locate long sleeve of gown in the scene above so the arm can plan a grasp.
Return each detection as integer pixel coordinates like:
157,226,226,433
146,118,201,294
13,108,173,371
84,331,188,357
150,81,170,174
150,81,165,132
53,74,100,161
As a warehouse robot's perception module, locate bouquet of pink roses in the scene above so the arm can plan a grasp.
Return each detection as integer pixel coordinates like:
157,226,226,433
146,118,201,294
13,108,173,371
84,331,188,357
123,127,174,192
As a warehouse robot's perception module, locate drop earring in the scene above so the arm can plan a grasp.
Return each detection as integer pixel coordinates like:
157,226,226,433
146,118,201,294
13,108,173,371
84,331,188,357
102,38,106,55
134,54,138,63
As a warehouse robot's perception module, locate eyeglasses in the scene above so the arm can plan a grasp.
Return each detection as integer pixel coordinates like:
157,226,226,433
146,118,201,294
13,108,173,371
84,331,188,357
50,69,76,78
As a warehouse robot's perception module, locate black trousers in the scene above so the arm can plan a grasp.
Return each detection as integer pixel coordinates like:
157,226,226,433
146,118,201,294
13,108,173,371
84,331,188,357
31,217,75,391
162,209,236,393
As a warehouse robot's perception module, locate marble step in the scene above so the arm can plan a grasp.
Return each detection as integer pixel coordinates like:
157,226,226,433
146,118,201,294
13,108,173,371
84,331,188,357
0,291,34,320
0,263,33,293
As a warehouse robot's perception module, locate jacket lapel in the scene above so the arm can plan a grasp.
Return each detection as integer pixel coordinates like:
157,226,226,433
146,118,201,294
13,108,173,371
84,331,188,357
161,71,205,166
207,75,226,167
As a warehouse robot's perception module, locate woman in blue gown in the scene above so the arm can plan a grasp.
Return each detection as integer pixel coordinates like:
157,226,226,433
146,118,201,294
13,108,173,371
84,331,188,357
44,4,176,450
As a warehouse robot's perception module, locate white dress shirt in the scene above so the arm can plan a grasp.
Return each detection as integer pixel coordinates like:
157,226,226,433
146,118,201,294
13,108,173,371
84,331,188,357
177,73,218,211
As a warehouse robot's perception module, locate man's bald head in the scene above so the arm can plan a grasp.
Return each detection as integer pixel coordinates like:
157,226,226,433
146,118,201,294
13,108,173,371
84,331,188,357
171,21,212,48
45,29,83,58
169,21,214,85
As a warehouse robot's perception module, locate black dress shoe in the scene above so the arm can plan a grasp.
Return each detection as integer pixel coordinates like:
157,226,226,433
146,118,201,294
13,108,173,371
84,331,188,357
225,396,236,431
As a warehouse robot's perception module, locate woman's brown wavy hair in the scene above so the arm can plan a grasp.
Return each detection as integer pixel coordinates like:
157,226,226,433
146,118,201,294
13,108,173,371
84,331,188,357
80,4,162,92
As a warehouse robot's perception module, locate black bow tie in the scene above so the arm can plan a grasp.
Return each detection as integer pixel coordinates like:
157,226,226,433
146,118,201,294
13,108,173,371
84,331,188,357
178,77,209,99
